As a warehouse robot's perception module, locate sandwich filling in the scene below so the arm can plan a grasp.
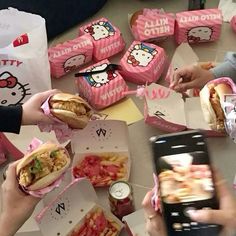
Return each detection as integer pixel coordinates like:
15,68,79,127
209,85,225,131
51,101,87,116
19,149,68,188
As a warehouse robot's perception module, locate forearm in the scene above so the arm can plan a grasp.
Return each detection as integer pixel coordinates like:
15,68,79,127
0,213,23,236
211,52,236,82
0,105,22,133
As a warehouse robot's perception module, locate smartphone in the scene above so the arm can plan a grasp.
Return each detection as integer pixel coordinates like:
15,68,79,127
150,130,221,236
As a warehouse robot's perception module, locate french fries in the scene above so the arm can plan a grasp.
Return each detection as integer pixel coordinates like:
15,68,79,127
73,153,128,187
69,206,121,236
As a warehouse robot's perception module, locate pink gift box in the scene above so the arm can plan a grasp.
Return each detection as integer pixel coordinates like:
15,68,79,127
230,15,236,32
175,9,222,44
76,59,128,110
119,41,166,84
79,17,125,61
48,35,93,78
130,8,175,42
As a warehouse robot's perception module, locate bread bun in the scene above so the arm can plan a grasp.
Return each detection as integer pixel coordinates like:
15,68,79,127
49,93,93,129
200,82,232,132
130,9,143,28
17,142,71,191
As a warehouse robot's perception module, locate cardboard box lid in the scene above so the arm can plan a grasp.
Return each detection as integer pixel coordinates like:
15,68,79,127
146,83,214,131
36,178,98,236
36,178,123,236
146,83,186,126
123,209,149,236
71,120,130,153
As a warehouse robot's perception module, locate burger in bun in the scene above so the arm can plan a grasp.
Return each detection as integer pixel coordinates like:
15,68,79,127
49,93,93,129
200,82,233,132
130,9,143,28
17,143,71,191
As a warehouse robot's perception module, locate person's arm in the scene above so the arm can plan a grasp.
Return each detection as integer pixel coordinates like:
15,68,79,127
0,89,59,134
0,105,22,134
211,52,236,81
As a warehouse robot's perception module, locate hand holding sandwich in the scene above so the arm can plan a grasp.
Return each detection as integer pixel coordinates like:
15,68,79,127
22,89,60,125
0,161,40,236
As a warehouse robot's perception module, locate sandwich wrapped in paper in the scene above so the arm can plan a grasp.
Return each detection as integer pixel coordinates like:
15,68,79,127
200,77,236,132
17,142,71,192
49,93,93,129
39,93,94,143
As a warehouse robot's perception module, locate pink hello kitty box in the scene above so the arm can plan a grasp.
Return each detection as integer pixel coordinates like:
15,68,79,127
79,17,125,61
119,41,166,84
130,8,175,42
76,59,128,110
48,35,93,78
230,15,236,32
175,8,222,44
144,83,225,137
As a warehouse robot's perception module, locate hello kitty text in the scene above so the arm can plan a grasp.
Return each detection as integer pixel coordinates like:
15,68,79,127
0,59,22,67
180,13,221,23
51,39,93,59
144,18,170,36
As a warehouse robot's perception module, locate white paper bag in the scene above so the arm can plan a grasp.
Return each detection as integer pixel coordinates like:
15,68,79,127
0,8,51,106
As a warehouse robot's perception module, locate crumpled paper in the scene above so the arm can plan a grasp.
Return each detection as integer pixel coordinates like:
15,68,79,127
38,96,76,143
22,137,65,198
218,0,236,22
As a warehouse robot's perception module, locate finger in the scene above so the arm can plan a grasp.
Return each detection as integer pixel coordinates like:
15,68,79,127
37,89,61,104
4,161,20,188
142,191,157,217
170,67,192,88
189,209,228,226
173,80,197,92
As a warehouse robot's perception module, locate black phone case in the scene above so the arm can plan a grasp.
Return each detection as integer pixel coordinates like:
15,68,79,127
150,130,221,236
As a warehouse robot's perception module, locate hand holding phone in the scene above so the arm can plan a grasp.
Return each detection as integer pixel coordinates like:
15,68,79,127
150,130,221,236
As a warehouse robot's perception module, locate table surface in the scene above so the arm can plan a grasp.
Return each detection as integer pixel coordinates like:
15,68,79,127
1,0,236,235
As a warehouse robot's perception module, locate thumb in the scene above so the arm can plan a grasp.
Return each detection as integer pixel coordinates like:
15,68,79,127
189,209,226,226
37,89,61,104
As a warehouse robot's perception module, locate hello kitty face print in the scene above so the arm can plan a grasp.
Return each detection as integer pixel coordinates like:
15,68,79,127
63,54,86,73
0,71,31,106
127,43,157,67
187,26,213,43
84,21,115,41
84,63,117,88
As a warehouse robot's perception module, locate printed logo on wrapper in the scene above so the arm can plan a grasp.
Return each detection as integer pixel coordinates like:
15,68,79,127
120,41,166,84
13,33,29,47
130,8,175,42
84,20,115,41
127,43,157,67
0,70,31,106
84,63,117,88
79,17,125,61
175,8,222,44
48,35,93,78
77,59,128,109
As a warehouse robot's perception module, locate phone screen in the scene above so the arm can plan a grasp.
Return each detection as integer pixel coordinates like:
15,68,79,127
151,131,221,236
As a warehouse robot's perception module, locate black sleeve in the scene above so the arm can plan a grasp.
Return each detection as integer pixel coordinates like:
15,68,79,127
0,0,107,40
0,105,22,134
